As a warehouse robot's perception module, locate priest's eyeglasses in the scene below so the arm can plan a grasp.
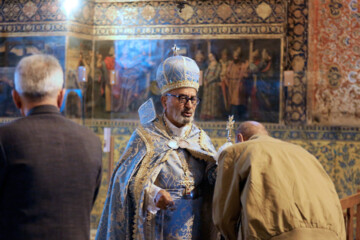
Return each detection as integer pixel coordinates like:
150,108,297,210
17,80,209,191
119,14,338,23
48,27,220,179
166,94,201,105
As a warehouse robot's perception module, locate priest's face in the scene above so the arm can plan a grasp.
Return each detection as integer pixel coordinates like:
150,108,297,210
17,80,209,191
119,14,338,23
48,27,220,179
161,87,198,128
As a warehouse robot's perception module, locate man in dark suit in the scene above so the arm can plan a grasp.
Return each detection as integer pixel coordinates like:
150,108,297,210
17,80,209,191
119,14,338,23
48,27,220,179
0,54,103,240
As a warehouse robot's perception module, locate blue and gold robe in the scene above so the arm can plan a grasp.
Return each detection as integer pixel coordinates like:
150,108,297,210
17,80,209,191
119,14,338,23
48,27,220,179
96,116,217,240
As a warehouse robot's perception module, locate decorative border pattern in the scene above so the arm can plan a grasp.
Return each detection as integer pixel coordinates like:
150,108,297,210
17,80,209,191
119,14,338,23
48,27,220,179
0,1,287,30
0,22,67,34
86,119,360,142
93,24,285,38
0,1,65,23
91,1,287,26
284,0,308,124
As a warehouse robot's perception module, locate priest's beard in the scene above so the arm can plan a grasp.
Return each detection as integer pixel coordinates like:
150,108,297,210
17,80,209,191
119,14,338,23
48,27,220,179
177,114,194,125
174,108,194,126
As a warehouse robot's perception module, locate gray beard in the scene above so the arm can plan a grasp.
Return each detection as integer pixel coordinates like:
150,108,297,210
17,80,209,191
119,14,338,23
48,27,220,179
174,111,194,125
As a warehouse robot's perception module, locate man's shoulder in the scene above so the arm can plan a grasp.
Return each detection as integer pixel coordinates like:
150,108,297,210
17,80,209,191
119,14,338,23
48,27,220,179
254,135,300,148
138,117,169,136
136,122,156,136
0,117,29,134
222,142,243,155
192,122,201,131
190,123,206,136
5,115,98,142
245,135,307,155
66,120,101,143
248,135,281,144
126,126,149,145
222,136,274,153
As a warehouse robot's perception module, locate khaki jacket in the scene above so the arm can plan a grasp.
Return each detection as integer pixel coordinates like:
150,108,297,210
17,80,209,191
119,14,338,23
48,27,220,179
213,135,345,240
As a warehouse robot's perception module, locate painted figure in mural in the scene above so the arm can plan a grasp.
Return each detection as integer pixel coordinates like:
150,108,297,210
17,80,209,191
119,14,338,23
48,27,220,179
219,48,231,111
0,54,102,240
200,52,223,120
78,51,86,67
249,48,279,122
104,46,115,112
77,51,93,83
223,46,250,121
112,46,152,113
94,51,109,115
194,49,207,116
77,51,94,117
195,49,207,71
213,121,346,240
96,47,218,240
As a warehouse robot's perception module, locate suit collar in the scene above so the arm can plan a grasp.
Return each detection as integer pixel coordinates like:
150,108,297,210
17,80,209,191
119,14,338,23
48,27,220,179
27,105,60,116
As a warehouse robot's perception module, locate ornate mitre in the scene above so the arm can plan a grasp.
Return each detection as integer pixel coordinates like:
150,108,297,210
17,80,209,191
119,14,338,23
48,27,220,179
156,45,200,94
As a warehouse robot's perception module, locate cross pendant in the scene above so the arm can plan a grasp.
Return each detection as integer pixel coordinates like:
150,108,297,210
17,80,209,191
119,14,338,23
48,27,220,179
182,178,194,196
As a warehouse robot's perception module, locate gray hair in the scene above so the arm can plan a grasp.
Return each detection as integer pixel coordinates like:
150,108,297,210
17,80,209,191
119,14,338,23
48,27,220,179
236,121,268,140
14,54,64,99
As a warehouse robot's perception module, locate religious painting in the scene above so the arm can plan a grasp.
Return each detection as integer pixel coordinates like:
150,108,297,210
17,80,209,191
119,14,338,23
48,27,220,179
0,36,66,117
93,38,282,123
246,39,281,123
93,40,157,119
65,37,93,119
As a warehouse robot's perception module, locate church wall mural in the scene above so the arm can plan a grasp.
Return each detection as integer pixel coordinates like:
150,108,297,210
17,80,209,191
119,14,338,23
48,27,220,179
0,0,359,232
93,38,282,123
62,36,94,119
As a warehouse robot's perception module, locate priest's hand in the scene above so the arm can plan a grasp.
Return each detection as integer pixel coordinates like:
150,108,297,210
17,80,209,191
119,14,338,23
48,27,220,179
155,190,175,210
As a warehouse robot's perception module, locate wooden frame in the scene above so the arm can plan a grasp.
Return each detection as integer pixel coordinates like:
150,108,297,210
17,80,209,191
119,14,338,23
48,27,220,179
340,191,360,240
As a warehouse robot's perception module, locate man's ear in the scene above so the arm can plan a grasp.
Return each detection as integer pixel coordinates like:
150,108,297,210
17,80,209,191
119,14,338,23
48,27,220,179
236,133,244,143
12,90,22,109
161,95,167,110
57,89,66,108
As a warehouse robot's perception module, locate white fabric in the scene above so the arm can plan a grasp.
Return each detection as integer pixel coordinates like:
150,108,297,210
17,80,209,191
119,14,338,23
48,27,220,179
146,183,162,214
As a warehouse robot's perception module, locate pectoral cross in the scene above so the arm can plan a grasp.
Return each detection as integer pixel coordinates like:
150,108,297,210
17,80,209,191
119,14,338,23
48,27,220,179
226,115,235,143
182,177,194,196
